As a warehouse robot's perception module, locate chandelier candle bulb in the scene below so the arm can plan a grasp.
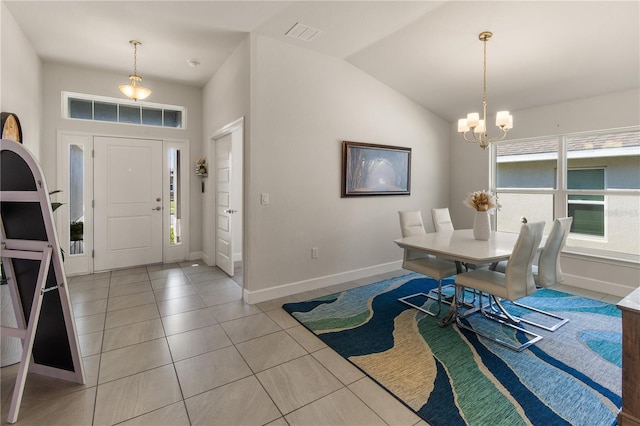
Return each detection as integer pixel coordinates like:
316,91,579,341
467,113,480,128
496,111,510,127
458,119,469,132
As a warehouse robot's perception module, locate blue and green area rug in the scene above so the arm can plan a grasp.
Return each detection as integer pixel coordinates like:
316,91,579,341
282,273,622,426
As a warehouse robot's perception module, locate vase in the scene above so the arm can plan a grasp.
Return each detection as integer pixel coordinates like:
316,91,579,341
473,210,491,241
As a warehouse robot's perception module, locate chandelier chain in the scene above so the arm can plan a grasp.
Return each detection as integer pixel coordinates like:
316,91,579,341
482,34,488,133
133,42,137,76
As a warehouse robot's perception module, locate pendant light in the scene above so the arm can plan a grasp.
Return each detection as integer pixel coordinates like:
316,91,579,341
119,40,152,101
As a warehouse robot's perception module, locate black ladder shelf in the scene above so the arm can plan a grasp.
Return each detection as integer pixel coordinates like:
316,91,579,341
1,139,85,424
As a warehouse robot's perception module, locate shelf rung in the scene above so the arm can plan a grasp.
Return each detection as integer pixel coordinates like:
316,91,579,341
0,326,27,339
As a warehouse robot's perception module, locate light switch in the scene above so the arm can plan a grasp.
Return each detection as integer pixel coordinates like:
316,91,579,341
261,193,270,205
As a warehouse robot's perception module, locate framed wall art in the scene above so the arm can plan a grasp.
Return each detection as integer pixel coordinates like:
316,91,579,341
342,141,411,197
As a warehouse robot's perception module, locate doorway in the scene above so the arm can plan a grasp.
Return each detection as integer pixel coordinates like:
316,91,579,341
210,118,244,283
57,133,189,275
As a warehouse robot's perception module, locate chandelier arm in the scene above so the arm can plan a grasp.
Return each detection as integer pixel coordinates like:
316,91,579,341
486,129,510,143
461,131,481,143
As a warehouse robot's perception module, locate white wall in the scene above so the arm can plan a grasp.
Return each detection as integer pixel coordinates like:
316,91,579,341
449,89,640,295
202,37,250,266
1,3,42,158
41,63,204,257
244,35,450,301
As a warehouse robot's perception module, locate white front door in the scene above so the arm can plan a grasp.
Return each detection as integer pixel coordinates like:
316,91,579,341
94,137,163,271
215,133,235,276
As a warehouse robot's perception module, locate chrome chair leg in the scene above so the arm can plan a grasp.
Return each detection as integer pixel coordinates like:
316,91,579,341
485,295,569,332
509,300,569,332
398,280,444,317
455,289,543,352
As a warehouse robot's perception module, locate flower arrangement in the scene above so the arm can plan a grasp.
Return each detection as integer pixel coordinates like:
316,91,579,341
195,157,208,176
463,190,500,212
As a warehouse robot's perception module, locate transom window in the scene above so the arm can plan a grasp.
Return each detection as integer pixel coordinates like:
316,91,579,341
62,92,185,128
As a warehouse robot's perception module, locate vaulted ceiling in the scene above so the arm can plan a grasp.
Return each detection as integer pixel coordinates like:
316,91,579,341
4,1,639,122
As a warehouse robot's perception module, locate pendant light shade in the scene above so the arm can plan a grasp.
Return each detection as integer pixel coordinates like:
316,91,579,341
119,40,152,101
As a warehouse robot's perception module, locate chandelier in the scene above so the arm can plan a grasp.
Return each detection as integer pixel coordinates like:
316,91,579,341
119,40,152,101
457,31,512,149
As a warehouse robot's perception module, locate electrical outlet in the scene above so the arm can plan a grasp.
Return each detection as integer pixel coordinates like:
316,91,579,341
311,247,319,259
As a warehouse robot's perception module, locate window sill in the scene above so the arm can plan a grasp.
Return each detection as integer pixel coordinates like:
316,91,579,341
562,248,640,267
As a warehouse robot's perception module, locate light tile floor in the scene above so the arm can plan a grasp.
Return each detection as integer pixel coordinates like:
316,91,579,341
0,262,623,425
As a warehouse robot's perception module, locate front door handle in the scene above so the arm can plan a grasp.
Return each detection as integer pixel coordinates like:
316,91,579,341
152,206,162,211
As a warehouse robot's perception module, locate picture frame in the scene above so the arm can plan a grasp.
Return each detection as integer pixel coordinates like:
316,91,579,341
342,141,411,197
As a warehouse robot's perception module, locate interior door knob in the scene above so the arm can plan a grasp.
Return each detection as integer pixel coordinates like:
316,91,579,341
224,209,237,214
152,206,161,211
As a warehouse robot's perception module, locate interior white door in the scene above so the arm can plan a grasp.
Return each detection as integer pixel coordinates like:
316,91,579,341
215,133,235,276
94,137,163,271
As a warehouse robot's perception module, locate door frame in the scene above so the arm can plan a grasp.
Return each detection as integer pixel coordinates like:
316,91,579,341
208,117,244,279
57,131,190,275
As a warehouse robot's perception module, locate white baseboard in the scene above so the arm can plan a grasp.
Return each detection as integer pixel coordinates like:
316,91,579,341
189,251,206,262
243,260,403,304
562,273,637,298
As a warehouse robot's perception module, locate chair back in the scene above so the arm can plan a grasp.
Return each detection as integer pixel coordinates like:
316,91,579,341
432,208,454,232
537,217,573,287
504,221,545,300
398,210,426,237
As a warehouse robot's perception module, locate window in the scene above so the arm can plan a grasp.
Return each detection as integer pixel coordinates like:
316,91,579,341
69,144,84,255
63,92,185,128
494,128,640,257
168,149,181,245
567,168,605,236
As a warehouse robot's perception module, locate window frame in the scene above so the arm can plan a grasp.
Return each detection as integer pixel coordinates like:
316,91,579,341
491,126,640,258
62,91,186,129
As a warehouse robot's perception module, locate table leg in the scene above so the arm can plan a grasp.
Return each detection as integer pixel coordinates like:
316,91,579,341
438,261,465,327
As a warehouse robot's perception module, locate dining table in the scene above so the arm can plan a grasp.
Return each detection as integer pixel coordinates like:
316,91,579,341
394,229,527,326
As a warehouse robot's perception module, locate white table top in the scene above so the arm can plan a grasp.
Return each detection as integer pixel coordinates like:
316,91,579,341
394,229,521,265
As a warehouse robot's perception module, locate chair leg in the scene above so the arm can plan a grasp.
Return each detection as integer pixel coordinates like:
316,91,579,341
509,301,570,332
484,296,569,332
484,296,521,324
398,279,443,317
455,290,543,352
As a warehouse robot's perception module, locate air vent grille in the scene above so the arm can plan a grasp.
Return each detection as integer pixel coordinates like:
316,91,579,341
285,22,321,42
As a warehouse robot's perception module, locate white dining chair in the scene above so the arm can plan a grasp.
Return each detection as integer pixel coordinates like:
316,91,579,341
454,221,545,351
431,208,454,232
505,217,573,331
495,217,572,285
397,211,458,317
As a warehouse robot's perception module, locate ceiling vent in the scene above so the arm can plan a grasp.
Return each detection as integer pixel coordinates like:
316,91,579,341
285,22,322,42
